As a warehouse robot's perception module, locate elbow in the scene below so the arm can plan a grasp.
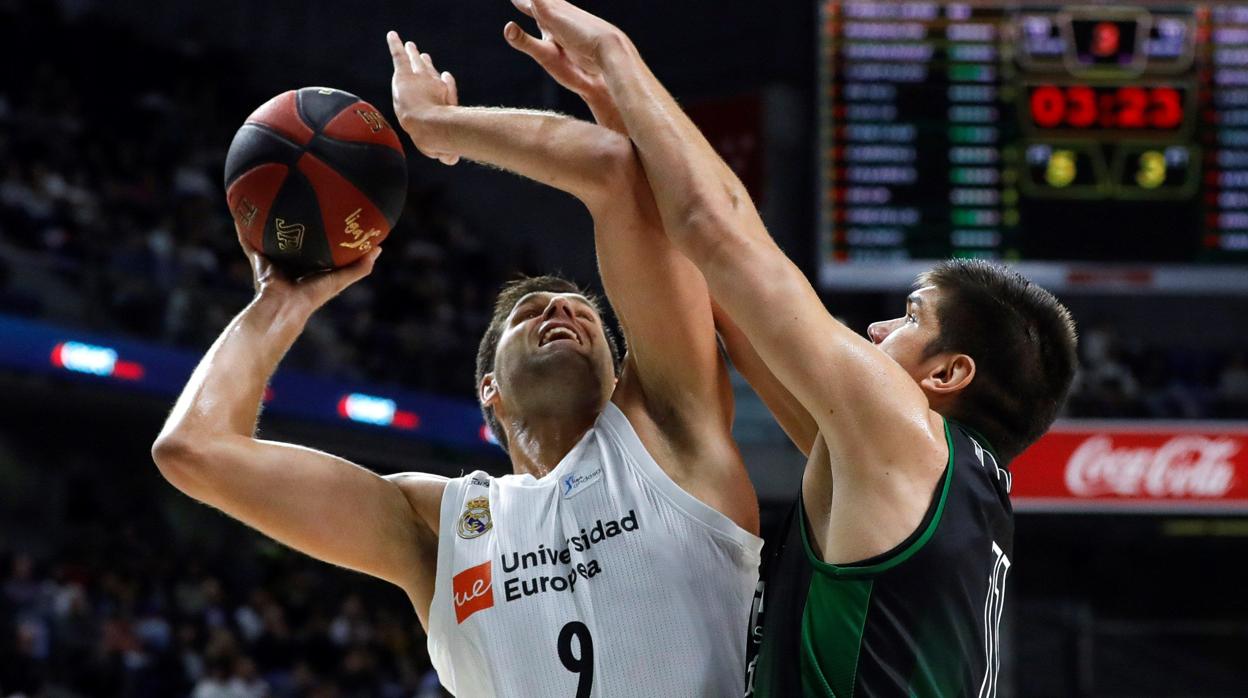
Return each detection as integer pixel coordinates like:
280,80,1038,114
151,433,208,494
584,133,642,203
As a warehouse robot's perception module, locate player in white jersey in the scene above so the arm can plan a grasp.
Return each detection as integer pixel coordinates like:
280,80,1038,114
150,20,763,698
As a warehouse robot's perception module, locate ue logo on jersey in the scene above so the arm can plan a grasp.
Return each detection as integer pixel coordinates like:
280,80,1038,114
452,561,494,623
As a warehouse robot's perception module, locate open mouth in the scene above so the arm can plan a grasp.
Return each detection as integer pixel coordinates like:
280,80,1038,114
538,323,582,347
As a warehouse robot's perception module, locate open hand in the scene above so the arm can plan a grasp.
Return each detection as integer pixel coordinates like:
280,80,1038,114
504,7,621,130
239,231,381,313
387,30,460,166
507,0,628,83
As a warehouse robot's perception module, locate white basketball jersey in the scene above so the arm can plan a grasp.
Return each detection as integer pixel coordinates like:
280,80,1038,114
427,402,763,697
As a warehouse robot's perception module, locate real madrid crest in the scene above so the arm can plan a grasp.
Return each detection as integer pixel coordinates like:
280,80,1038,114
457,497,493,539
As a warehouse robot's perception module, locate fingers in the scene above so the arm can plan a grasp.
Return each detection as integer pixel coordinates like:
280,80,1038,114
404,41,422,73
529,0,557,25
324,247,383,290
400,40,443,78
436,70,460,165
441,71,458,106
386,31,411,73
348,246,383,284
504,20,524,44
510,0,535,18
504,21,550,59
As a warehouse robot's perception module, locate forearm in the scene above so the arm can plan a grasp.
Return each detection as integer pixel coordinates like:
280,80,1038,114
157,293,310,441
414,105,629,206
597,38,762,265
714,303,818,456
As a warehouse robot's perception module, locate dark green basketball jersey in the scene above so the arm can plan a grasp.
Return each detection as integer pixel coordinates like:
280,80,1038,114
745,420,1014,697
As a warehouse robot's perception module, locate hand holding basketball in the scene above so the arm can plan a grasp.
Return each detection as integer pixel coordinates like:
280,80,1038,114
239,227,381,312
387,31,460,166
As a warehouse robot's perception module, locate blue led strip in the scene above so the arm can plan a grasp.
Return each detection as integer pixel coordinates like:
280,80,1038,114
0,314,495,451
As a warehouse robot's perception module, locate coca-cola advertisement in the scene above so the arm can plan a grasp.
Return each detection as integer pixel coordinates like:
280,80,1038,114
1010,424,1248,511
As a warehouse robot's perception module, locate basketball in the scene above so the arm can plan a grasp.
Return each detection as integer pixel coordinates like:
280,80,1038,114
223,87,407,276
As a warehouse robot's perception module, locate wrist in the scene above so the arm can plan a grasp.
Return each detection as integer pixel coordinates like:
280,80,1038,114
254,287,315,329
595,30,637,74
586,96,624,132
396,103,451,153
406,103,455,152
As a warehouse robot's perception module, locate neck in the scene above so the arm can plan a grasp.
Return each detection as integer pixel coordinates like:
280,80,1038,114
505,410,600,478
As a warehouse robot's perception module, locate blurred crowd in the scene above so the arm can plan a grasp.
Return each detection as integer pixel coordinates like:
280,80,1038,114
0,396,456,698
2,0,1248,419
0,546,447,698
2,3,1246,419
0,2,529,397
1066,323,1248,420
1,4,1246,698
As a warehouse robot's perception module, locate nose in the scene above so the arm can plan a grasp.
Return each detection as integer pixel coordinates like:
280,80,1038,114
542,296,576,321
867,319,897,345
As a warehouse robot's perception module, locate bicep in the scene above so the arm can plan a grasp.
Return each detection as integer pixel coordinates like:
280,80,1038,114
164,435,434,588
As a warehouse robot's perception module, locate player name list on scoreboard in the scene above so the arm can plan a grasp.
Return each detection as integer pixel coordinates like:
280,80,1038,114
818,1,1248,278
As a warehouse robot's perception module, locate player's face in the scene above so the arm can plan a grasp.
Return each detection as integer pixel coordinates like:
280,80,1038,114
866,285,944,382
491,292,616,412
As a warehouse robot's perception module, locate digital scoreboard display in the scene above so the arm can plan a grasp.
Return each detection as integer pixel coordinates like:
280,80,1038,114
818,2,1248,290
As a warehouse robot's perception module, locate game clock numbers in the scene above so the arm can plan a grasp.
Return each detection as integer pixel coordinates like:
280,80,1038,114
1027,85,1186,131
818,1,1248,285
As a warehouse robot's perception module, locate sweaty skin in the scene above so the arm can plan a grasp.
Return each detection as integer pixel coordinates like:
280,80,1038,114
385,29,759,535
506,0,982,564
149,21,765,644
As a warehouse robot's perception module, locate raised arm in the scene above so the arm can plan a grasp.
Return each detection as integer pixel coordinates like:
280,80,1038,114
515,0,945,473
713,300,818,457
150,247,444,623
386,31,743,479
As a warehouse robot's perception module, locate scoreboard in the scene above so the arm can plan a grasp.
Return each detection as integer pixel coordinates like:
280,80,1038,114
818,2,1248,291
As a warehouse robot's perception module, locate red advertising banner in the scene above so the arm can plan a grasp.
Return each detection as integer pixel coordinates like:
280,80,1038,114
1010,422,1248,513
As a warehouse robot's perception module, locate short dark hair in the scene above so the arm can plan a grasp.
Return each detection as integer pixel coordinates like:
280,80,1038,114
474,275,622,452
918,259,1078,463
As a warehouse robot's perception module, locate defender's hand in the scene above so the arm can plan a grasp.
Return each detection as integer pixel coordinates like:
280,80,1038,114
387,30,460,166
239,231,381,314
503,14,622,132
508,0,628,80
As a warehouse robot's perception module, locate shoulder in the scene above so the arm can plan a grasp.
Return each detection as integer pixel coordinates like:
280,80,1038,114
385,472,450,534
608,388,759,535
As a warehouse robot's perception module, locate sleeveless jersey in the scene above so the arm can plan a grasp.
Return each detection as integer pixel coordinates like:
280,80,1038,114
429,401,764,697
745,420,1014,698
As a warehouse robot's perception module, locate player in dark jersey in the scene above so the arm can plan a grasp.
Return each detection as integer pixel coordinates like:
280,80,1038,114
506,1,1080,695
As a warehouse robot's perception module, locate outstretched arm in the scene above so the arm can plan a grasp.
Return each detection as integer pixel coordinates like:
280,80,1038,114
713,301,818,457
514,0,945,473
386,32,742,472
503,14,816,460
151,246,444,621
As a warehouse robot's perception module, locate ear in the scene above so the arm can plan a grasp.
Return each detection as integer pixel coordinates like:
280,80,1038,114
480,372,501,409
920,352,975,397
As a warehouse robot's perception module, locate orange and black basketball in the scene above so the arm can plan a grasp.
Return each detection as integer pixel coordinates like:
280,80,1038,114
224,87,407,276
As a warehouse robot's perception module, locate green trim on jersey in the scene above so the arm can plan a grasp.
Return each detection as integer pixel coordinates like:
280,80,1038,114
799,419,955,578
801,576,873,697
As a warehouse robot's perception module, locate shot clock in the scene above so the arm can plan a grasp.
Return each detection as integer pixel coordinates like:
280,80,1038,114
818,2,1248,289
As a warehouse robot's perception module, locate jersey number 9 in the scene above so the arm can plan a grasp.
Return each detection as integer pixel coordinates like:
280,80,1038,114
558,621,595,697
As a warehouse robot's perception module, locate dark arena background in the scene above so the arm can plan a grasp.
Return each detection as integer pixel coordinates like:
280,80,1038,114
2,1,1248,696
